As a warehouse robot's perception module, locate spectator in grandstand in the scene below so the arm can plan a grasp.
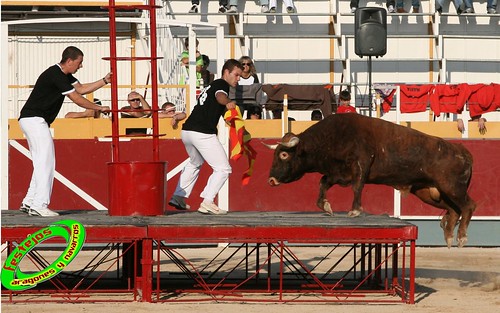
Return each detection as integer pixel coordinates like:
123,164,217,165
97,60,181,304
200,54,215,86
238,56,259,85
269,0,296,13
350,0,396,13
462,0,475,13
336,90,357,114
435,0,472,14
350,0,360,13
247,105,263,119
65,98,105,118
179,37,204,87
387,0,397,12
120,91,151,118
487,0,497,13
311,109,323,121
168,59,243,215
395,0,421,12
158,101,187,129
189,0,229,13
227,0,274,12
18,46,111,217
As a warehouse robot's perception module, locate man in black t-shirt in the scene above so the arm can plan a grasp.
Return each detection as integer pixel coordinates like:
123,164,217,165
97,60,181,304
169,59,243,215
18,46,111,217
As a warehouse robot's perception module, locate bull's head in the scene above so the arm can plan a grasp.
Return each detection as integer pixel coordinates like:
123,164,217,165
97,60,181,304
266,133,305,187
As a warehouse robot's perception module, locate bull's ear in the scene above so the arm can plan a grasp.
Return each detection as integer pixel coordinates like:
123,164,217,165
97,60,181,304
262,142,278,150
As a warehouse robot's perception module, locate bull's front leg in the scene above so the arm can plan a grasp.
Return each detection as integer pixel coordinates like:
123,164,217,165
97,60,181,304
348,161,368,217
317,175,334,216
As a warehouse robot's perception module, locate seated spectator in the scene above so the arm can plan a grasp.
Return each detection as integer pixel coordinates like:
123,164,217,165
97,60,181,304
121,91,151,118
65,98,105,118
396,0,421,12
487,0,497,13
238,56,259,85
189,0,228,13
247,105,262,120
311,109,323,121
201,54,215,86
158,102,187,129
269,0,296,13
336,90,357,114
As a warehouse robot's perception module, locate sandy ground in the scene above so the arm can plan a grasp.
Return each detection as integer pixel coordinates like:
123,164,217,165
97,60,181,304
2,247,499,313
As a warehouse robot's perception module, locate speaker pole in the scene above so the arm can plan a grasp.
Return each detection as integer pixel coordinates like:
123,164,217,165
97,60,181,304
368,56,372,117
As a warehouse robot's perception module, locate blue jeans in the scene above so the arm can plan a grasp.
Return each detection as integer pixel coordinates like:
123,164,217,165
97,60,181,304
487,0,497,9
396,0,421,8
435,0,466,12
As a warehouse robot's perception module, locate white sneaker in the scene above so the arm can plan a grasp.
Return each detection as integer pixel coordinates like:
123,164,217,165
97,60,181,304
261,5,269,13
198,202,227,215
189,4,199,13
388,5,395,13
20,203,31,214
226,5,238,13
351,7,357,13
218,5,227,13
28,207,59,217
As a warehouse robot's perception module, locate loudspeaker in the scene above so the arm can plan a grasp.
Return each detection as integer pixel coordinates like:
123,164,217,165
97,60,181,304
355,7,387,57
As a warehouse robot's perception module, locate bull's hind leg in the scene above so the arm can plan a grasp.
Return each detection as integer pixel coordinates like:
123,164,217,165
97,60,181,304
317,175,334,215
411,187,459,248
451,194,476,248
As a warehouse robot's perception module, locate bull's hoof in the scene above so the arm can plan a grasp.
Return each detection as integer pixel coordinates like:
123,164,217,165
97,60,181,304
323,201,333,216
348,209,362,217
446,237,453,249
457,237,468,248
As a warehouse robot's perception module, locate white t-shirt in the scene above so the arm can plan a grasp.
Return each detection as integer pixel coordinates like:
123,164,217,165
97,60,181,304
238,74,259,86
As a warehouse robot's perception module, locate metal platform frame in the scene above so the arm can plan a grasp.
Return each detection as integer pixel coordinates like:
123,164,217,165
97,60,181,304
1,211,417,304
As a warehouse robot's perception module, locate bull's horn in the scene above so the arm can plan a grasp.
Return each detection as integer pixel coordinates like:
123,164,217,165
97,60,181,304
262,142,278,150
280,136,300,148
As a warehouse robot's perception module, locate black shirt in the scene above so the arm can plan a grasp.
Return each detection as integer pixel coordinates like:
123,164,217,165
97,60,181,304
182,78,229,135
19,64,77,125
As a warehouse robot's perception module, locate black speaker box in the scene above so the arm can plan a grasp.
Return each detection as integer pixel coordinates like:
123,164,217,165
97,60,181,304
355,7,387,57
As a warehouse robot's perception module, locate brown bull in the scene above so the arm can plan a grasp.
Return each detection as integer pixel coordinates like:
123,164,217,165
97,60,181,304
267,113,476,248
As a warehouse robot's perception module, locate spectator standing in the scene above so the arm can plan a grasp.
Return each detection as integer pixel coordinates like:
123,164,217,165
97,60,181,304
65,98,105,118
189,0,229,13
18,46,111,217
238,56,259,85
336,90,357,114
179,38,204,87
120,91,151,118
168,59,243,215
269,0,296,13
200,54,215,86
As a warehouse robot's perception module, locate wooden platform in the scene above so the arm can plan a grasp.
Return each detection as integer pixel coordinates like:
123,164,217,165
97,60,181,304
1,210,417,304
1,210,418,243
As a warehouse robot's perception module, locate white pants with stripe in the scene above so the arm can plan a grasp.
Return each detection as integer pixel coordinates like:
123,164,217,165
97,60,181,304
19,117,55,209
173,130,231,205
